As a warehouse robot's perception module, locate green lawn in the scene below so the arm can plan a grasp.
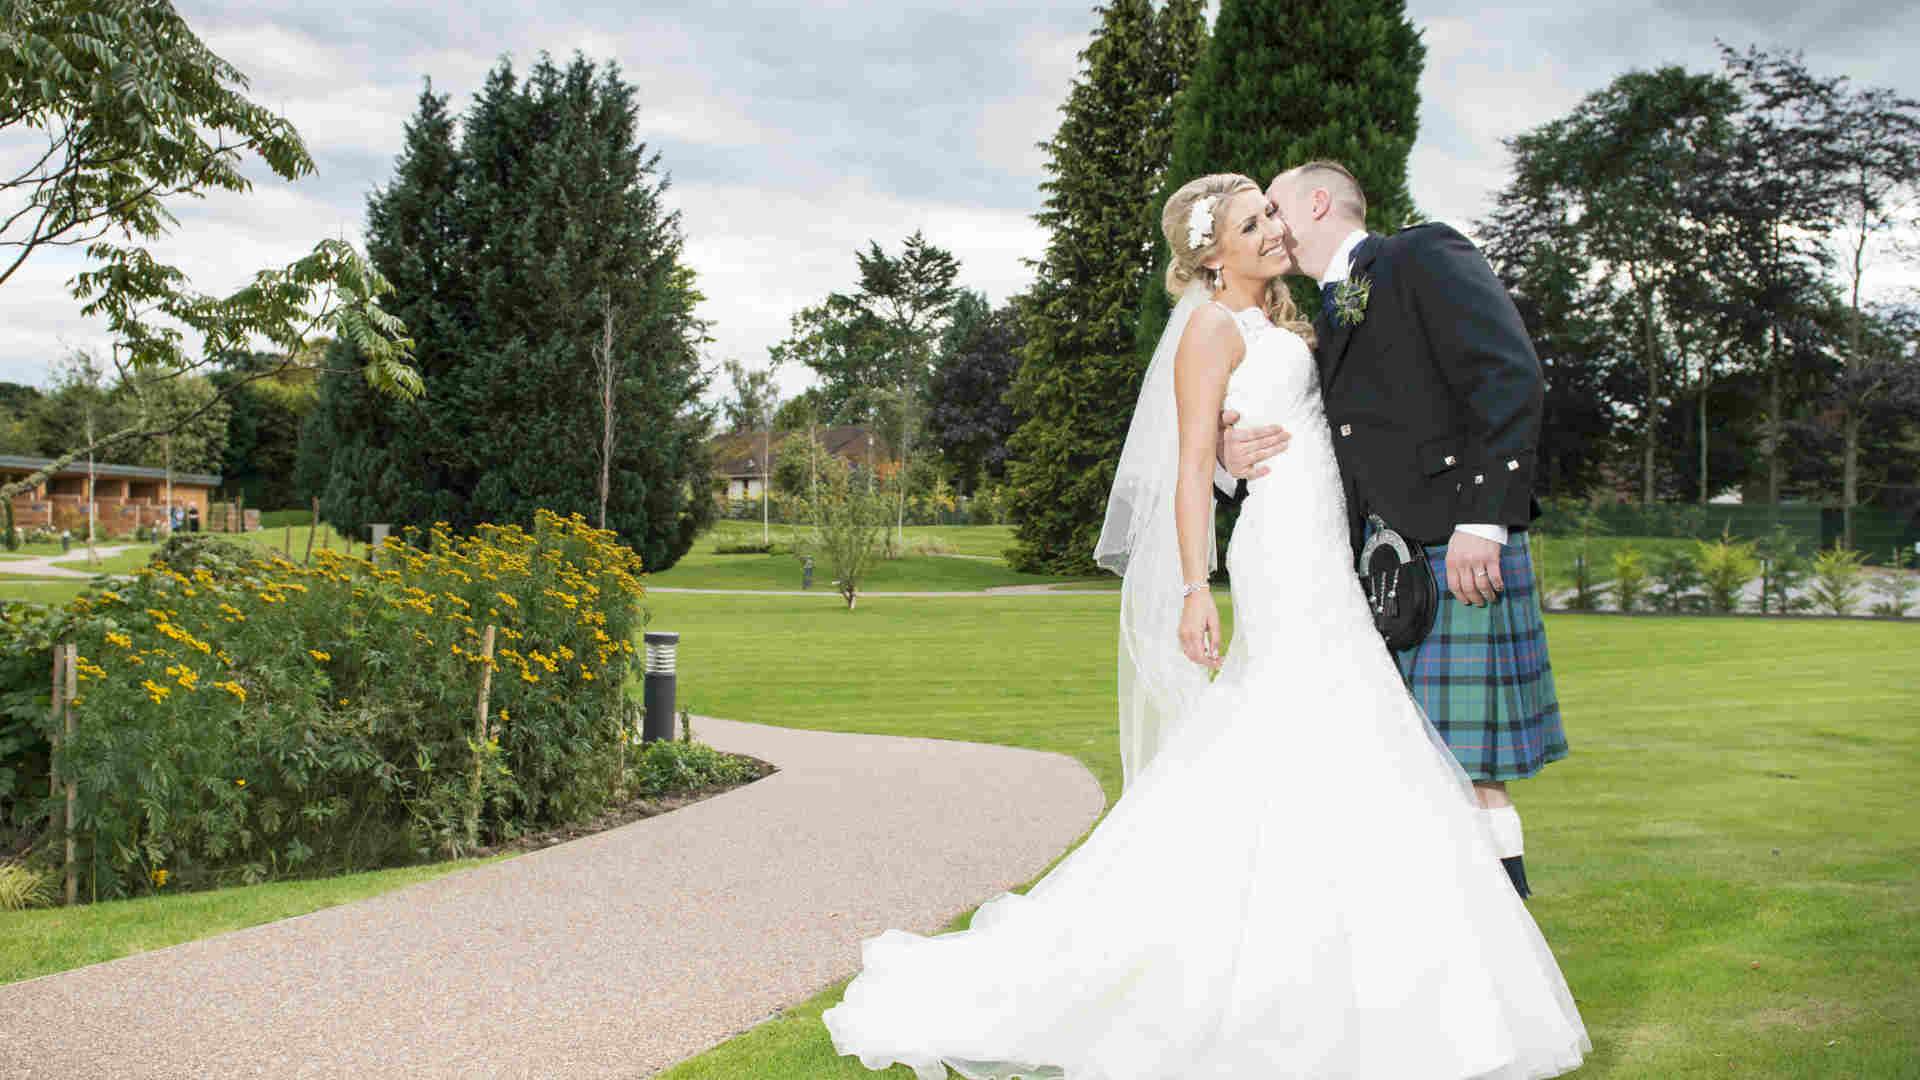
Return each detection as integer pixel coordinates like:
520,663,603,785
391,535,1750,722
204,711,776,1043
0,859,503,984
639,598,1919,1079
653,523,1085,593
704,520,1020,560
48,546,154,574
0,581,92,608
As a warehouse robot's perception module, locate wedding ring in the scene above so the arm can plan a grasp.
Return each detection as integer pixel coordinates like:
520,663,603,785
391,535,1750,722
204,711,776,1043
1474,569,1490,577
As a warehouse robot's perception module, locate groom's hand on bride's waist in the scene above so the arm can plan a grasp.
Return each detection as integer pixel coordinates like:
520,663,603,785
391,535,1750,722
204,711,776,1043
1218,409,1291,479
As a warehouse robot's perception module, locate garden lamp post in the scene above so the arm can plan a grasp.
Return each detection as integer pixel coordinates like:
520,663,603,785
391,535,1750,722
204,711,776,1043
642,631,680,743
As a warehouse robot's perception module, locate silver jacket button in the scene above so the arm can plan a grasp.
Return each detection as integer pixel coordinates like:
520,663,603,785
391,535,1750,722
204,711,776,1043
1507,459,1520,471
1474,474,1485,484
1339,424,1352,437
1444,455,1457,466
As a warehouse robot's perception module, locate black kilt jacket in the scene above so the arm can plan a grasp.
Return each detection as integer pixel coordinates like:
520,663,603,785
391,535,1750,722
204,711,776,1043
1309,223,1545,557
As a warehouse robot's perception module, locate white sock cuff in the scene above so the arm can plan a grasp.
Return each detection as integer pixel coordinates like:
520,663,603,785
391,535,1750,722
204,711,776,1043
1483,806,1524,859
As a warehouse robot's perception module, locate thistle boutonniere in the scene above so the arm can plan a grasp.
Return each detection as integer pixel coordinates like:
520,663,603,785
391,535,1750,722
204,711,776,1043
1334,274,1372,328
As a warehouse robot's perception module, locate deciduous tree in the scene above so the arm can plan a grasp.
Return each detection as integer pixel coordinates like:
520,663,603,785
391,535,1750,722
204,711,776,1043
0,0,417,507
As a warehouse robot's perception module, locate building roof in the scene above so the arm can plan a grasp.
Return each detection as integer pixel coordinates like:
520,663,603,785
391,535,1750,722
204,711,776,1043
0,454,222,488
708,425,891,478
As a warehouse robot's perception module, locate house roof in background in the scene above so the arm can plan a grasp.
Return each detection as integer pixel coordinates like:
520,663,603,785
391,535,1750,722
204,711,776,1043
0,454,222,488
708,425,891,477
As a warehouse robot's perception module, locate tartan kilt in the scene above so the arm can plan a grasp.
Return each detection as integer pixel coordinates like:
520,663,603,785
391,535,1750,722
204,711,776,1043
1391,535,1567,781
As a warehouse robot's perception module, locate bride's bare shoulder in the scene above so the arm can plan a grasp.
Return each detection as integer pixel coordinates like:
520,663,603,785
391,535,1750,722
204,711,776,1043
1176,304,1243,371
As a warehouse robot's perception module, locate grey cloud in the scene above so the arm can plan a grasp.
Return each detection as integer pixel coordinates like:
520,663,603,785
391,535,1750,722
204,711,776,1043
6,1,1914,394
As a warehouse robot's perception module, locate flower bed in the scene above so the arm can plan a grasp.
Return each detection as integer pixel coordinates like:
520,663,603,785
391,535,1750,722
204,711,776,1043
0,511,689,901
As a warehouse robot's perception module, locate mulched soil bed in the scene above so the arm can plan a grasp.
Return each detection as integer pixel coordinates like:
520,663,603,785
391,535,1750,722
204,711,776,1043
473,751,779,858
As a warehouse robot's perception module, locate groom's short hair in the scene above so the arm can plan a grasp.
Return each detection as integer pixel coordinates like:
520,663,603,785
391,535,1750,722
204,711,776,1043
1284,160,1367,223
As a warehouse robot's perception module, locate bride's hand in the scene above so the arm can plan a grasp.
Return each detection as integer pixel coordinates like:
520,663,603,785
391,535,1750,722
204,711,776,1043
1179,591,1223,671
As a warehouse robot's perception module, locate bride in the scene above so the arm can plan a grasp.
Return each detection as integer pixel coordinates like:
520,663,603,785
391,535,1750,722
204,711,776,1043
821,174,1590,1079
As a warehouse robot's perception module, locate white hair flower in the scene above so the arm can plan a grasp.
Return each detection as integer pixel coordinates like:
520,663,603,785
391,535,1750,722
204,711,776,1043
1186,196,1216,252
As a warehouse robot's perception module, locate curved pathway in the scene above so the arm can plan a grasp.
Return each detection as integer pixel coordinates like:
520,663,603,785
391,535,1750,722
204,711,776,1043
0,717,1105,1079
0,543,142,581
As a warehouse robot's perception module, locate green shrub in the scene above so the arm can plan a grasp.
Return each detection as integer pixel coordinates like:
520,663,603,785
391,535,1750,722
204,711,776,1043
1696,535,1760,614
713,542,774,555
0,510,650,900
630,740,753,797
1653,550,1704,612
148,533,256,575
1753,525,1811,614
0,859,53,910
908,536,955,557
1869,548,1916,617
1811,545,1867,616
1610,548,1648,612
1567,546,1602,611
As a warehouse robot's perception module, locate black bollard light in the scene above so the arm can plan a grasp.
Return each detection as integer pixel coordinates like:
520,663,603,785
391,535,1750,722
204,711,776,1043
642,631,680,743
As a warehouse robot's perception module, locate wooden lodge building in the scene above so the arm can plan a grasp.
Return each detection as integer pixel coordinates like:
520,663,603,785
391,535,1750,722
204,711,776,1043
1,454,240,535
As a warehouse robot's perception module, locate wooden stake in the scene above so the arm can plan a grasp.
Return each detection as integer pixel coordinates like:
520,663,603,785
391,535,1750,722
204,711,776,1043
304,497,318,566
467,625,497,850
48,648,63,803
62,644,77,907
284,522,292,557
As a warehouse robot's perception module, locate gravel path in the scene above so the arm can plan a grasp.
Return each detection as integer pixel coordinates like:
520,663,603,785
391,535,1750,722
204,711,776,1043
0,544,142,581
0,716,1106,1079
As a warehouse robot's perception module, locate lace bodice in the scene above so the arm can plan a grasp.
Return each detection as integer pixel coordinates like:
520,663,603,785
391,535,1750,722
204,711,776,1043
1217,303,1322,433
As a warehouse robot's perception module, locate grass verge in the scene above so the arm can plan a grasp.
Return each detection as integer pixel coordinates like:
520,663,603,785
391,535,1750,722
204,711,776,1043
0,858,502,985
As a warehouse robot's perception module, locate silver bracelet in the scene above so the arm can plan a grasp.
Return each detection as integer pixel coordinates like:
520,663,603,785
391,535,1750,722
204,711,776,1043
1180,580,1209,598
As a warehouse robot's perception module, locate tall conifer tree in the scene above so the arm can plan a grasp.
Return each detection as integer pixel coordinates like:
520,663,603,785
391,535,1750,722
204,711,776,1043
1004,0,1208,574
303,57,713,571
1136,0,1426,355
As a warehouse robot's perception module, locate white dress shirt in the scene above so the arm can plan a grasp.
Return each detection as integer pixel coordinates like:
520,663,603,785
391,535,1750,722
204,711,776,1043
1216,225,1509,548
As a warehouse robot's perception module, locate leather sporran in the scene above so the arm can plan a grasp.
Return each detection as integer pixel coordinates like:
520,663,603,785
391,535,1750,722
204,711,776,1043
1357,513,1439,651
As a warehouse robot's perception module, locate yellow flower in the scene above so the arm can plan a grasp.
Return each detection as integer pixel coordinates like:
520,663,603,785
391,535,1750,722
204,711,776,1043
141,679,171,704
218,680,247,703
150,868,169,888
494,592,519,608
106,631,133,649
235,778,246,787
308,650,331,662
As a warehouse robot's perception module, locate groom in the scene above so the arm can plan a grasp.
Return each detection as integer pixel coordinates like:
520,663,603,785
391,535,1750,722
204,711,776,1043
1217,160,1567,898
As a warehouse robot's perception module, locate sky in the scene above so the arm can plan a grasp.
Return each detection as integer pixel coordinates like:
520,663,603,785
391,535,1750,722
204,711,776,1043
4,0,1918,401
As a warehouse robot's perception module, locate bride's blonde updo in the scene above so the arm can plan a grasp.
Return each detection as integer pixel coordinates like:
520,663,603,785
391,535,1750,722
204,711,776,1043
1160,173,1315,347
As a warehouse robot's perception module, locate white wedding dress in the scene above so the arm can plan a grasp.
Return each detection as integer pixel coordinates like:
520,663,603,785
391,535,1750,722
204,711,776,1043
822,306,1590,1079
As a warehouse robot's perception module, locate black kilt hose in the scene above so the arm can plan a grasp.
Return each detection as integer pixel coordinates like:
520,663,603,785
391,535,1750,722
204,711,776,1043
1315,224,1570,783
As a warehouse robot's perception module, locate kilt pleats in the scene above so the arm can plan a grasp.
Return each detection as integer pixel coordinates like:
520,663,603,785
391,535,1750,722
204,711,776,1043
1391,536,1568,781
